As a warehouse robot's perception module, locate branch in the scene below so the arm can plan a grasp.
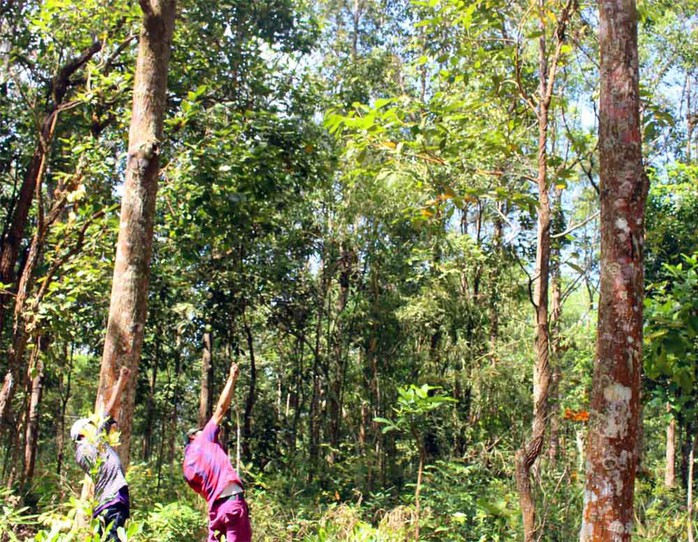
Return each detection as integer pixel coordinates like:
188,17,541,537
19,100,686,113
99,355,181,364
551,210,599,239
103,33,138,71
514,30,538,114
513,250,538,311
542,0,575,109
580,158,599,195
53,40,103,105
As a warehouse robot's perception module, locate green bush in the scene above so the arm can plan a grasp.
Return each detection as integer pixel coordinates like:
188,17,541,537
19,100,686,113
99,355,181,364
139,502,206,542
0,488,36,542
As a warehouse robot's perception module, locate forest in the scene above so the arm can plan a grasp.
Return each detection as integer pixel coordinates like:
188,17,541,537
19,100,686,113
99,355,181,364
0,0,697,540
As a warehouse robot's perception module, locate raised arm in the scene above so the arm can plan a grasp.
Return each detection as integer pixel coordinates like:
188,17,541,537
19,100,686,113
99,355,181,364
105,366,131,421
211,362,239,426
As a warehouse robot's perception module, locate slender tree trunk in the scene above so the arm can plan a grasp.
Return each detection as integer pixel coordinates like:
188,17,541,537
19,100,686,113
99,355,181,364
288,334,305,456
168,333,182,470
682,423,692,490
95,0,176,468
515,4,574,540
198,330,213,427
0,373,13,435
308,256,329,480
489,202,504,355
143,340,159,462
516,7,554,541
56,343,73,478
689,432,697,542
414,446,425,542
22,345,44,489
688,75,693,163
580,1,648,539
548,189,564,468
351,0,361,59
242,319,257,459
329,242,352,456
5,400,26,487
665,405,676,488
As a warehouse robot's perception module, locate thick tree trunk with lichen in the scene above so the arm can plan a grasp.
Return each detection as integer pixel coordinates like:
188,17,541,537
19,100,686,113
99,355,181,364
95,0,176,469
580,1,648,540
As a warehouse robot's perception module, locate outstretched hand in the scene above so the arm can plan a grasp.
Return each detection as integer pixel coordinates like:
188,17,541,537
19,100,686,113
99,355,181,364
106,367,131,420
213,362,240,426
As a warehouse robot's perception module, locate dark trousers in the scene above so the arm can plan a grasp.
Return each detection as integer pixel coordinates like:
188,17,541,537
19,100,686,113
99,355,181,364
98,503,129,541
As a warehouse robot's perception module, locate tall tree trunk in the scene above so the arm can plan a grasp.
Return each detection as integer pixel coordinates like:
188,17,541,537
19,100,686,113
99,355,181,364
414,444,425,542
489,201,504,355
242,319,257,460
198,330,213,427
95,0,176,469
665,404,676,488
548,189,564,468
22,342,44,490
142,339,159,462
515,3,567,538
0,373,13,436
56,343,73,478
689,431,698,542
580,1,648,539
167,332,182,470
351,0,361,60
328,242,352,457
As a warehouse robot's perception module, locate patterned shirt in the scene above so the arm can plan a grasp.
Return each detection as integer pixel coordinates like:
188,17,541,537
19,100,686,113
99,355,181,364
183,419,243,508
75,411,129,514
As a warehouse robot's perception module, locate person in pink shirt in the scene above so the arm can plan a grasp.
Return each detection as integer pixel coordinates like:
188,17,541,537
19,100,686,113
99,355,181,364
183,361,252,542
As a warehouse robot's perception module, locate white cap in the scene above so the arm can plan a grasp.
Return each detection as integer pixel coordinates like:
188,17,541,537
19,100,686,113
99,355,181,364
70,418,93,441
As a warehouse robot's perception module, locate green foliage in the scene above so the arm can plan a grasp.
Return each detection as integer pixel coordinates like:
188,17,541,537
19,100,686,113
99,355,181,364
1,0,697,540
645,253,698,404
139,502,204,542
375,384,456,435
305,503,407,542
0,488,36,542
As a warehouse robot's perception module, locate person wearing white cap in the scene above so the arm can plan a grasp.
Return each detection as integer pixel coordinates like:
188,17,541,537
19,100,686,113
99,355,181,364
70,366,131,540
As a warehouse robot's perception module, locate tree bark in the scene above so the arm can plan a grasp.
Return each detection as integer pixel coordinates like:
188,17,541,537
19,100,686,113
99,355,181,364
242,319,257,459
56,343,73,478
689,430,698,542
168,332,182,469
328,241,352,456
22,343,44,489
515,2,575,538
580,1,648,539
95,0,176,469
548,189,564,468
142,338,159,462
665,405,676,488
198,330,214,427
